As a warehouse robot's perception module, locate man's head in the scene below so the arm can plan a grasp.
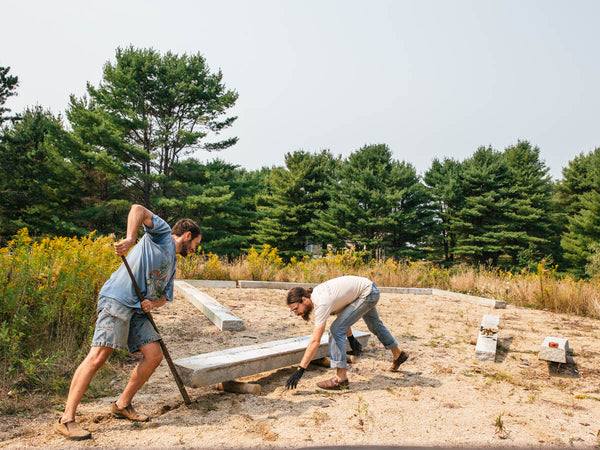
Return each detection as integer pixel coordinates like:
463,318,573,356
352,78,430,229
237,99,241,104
172,219,202,257
286,287,313,321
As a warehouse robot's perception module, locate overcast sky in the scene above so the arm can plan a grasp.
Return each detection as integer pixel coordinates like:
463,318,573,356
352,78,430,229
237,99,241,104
2,0,599,179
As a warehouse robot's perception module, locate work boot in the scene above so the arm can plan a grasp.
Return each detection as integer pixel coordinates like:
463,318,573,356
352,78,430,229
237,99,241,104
54,419,91,440
111,402,149,422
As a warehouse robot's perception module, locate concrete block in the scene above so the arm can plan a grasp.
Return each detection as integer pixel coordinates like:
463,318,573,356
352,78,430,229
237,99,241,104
378,287,432,294
183,279,237,288
175,280,244,331
539,336,570,363
174,330,371,387
432,289,506,309
475,314,500,362
238,280,317,290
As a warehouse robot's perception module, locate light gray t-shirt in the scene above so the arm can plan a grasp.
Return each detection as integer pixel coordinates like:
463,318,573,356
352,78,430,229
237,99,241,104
99,214,176,308
312,276,374,326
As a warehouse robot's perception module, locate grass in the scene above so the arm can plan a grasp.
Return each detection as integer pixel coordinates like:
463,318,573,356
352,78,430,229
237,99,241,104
494,412,510,439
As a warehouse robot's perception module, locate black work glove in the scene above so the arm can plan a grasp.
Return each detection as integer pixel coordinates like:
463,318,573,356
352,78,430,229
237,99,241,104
348,334,362,356
285,366,305,389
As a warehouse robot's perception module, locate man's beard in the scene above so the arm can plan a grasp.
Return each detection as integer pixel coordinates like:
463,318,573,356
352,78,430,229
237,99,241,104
301,310,311,321
180,238,193,257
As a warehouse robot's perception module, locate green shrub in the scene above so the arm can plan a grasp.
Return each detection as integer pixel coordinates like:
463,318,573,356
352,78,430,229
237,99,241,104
0,229,119,396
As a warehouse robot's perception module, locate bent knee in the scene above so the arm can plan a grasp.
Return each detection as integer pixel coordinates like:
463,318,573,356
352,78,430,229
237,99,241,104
146,352,163,368
86,347,113,369
142,344,163,366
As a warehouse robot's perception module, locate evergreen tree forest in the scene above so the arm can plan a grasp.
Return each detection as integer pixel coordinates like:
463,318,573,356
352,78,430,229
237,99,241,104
2,49,600,277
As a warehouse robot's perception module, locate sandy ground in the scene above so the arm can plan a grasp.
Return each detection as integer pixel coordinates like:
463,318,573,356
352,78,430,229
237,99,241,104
1,285,600,448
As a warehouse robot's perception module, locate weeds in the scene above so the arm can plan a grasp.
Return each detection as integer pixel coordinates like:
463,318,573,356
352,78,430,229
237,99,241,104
494,412,510,439
312,409,328,425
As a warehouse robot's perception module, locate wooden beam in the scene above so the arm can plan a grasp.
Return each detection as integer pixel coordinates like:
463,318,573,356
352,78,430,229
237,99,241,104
216,380,261,395
174,330,371,388
175,281,244,331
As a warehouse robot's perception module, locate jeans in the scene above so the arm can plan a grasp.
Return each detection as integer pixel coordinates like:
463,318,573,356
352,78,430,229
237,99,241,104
328,283,398,368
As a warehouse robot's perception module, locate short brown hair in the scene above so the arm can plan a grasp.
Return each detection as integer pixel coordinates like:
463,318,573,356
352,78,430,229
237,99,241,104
172,219,201,239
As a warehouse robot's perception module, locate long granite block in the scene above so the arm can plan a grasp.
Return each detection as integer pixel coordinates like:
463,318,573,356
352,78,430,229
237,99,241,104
183,279,238,288
175,280,244,331
238,280,317,290
173,330,371,387
431,289,506,309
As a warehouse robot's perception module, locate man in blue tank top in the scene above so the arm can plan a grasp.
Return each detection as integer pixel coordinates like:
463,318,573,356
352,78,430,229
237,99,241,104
55,204,201,440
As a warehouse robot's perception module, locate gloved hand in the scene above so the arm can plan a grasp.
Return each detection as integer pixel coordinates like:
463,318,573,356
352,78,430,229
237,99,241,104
348,334,362,356
285,366,305,389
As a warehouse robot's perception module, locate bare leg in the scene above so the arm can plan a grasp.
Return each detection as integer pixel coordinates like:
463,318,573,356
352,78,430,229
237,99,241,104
391,345,401,360
61,346,113,423
336,367,348,382
115,341,162,408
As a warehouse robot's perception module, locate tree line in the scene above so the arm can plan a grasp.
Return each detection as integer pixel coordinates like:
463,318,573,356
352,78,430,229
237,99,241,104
1,47,600,277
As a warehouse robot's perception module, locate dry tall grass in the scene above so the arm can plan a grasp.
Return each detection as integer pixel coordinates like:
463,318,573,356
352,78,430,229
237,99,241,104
178,248,600,318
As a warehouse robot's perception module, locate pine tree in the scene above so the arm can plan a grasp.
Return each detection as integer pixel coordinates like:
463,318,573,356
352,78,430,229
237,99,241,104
165,159,262,258
423,157,463,262
452,147,511,265
558,147,600,273
0,66,19,126
68,47,238,207
502,141,559,267
317,144,432,259
561,190,600,276
0,107,86,242
251,150,339,260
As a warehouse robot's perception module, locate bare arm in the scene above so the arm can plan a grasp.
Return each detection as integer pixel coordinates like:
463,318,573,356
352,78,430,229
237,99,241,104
298,323,326,369
114,204,154,256
140,295,167,313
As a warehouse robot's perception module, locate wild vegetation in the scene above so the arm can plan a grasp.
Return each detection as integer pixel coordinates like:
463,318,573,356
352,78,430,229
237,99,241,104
0,230,121,412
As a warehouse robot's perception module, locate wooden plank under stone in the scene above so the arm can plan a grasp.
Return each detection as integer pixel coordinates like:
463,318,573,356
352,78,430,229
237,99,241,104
173,330,371,387
175,280,244,331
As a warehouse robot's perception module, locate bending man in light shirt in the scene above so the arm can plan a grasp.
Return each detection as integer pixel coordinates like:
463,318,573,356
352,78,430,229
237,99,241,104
285,275,408,390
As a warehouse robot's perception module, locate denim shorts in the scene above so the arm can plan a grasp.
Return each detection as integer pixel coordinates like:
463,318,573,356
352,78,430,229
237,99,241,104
91,296,160,353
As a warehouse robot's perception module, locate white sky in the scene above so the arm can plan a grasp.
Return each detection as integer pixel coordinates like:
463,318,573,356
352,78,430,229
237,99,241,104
2,0,599,180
